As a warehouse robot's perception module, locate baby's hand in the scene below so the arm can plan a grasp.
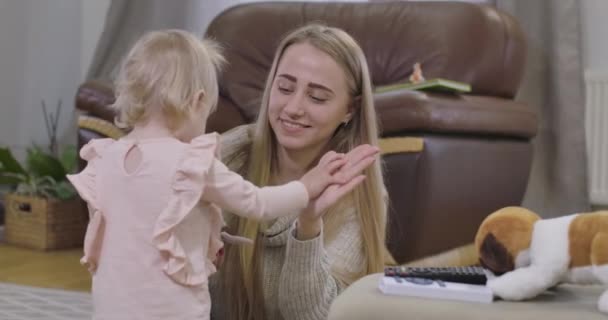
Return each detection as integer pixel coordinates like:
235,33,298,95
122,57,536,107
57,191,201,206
213,232,254,269
299,151,348,199
220,231,254,246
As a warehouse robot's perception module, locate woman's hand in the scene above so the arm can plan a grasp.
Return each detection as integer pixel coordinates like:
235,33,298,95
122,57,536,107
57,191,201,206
296,144,379,240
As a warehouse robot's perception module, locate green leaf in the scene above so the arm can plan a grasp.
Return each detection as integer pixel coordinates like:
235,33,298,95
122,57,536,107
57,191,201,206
50,180,77,200
0,172,27,186
0,147,26,175
26,148,66,181
60,145,77,173
34,175,57,186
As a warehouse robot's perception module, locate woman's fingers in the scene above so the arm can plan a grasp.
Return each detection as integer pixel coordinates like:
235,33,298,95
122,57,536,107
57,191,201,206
338,149,378,181
318,145,378,187
326,158,348,176
319,150,344,166
345,144,379,164
330,156,374,185
329,175,366,202
345,154,376,178
320,145,377,169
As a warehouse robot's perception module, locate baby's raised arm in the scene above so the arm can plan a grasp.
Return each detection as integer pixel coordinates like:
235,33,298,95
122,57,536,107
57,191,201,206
201,152,347,220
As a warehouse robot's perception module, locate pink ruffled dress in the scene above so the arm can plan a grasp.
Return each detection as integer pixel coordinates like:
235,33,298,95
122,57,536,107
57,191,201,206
67,133,309,320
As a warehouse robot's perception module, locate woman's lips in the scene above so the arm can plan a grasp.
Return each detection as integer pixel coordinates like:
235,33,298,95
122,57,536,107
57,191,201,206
279,118,310,133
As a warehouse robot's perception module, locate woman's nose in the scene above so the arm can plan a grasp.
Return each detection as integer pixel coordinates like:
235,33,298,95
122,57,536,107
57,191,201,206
283,92,305,117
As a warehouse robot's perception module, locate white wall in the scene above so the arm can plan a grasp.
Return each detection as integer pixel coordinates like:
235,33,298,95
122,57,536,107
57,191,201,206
581,0,608,206
0,1,28,155
581,0,608,72
0,0,109,159
82,0,111,79
21,0,83,154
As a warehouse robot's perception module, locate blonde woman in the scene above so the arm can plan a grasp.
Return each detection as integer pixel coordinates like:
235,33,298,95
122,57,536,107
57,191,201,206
67,29,377,320
213,24,391,320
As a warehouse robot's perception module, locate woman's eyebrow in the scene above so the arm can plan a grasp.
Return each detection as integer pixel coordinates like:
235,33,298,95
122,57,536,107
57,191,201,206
277,74,296,82
277,73,333,94
308,83,333,94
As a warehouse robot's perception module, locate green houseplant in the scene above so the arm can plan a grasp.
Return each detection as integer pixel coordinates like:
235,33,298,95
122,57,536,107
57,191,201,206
0,100,86,250
0,145,77,200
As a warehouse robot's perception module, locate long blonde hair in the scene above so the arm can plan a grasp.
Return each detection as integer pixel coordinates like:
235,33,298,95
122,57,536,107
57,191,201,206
221,24,388,320
111,29,224,131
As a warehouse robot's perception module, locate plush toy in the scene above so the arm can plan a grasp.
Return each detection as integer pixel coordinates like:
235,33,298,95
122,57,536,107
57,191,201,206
409,62,425,83
475,206,608,313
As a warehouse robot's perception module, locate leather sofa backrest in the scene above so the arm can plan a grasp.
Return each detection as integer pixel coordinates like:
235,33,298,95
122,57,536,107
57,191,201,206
206,1,526,122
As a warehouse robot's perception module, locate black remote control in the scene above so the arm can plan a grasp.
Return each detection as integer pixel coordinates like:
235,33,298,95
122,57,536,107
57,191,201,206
384,266,487,285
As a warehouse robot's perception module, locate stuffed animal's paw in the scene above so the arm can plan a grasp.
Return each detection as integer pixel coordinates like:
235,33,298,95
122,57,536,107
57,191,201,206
486,267,556,301
487,277,531,301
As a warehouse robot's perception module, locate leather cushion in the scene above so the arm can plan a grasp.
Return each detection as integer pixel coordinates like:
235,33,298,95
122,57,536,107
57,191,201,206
376,90,537,138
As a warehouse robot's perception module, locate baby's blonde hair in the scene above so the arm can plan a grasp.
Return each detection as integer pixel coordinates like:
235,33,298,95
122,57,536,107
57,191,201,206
111,29,224,130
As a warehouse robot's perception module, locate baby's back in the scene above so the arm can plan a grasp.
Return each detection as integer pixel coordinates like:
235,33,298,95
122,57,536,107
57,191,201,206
97,139,179,263
91,138,212,318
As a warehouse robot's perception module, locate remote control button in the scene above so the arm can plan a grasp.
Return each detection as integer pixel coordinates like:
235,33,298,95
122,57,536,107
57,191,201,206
405,277,434,285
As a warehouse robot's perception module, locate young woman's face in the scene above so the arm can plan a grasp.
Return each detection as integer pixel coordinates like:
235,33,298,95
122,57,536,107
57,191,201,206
268,42,352,155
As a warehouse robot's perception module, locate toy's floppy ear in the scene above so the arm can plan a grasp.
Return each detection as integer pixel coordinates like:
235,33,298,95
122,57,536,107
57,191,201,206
475,207,540,274
479,233,514,275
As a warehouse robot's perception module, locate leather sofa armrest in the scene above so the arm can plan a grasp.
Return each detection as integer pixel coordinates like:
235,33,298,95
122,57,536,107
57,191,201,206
374,90,538,139
76,80,116,123
75,81,247,134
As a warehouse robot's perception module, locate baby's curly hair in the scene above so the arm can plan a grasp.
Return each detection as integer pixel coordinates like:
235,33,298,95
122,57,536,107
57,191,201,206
111,29,224,131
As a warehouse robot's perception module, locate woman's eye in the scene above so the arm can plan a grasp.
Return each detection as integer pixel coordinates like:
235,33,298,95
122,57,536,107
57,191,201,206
278,85,293,93
310,96,327,103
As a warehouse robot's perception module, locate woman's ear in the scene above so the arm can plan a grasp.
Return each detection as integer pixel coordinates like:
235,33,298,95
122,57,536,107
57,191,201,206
344,95,360,124
342,113,353,125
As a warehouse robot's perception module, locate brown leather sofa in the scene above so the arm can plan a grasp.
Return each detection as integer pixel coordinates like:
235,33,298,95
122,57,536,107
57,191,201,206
74,1,537,264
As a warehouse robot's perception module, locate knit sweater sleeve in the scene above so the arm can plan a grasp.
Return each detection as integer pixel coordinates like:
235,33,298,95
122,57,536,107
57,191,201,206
277,209,365,320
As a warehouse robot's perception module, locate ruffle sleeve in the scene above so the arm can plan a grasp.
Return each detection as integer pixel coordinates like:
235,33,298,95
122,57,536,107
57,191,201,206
66,138,114,274
152,133,221,286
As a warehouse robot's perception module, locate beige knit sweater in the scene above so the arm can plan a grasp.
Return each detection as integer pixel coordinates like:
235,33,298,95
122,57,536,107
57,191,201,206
210,125,365,320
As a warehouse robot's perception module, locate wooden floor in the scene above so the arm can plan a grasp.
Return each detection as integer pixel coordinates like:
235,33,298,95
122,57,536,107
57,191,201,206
0,243,91,292
0,236,476,294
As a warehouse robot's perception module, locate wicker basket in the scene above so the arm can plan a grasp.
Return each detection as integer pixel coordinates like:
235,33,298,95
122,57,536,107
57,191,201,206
4,193,87,250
